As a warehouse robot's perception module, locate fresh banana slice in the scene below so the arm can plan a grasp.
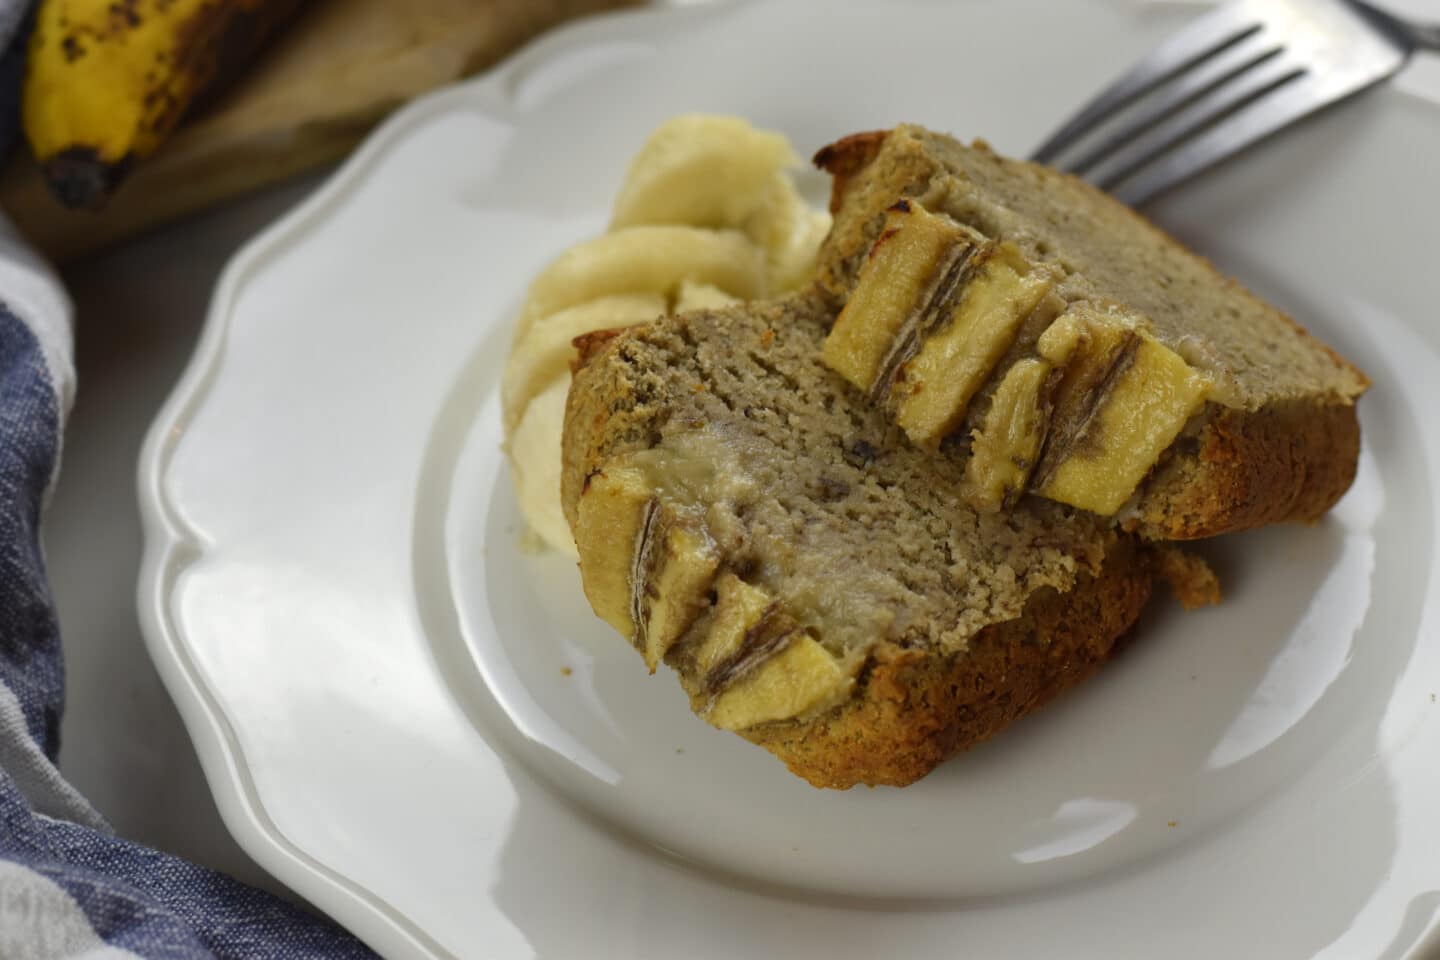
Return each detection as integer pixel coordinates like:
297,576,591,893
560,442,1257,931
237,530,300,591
673,280,739,313
745,173,832,292
502,293,666,435
610,115,800,230
518,225,766,336
509,377,579,558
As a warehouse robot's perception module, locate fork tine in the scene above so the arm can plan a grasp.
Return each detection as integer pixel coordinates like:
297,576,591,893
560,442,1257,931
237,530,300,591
1030,0,1264,163
1111,76,1365,206
1088,55,1306,193
1062,30,1284,176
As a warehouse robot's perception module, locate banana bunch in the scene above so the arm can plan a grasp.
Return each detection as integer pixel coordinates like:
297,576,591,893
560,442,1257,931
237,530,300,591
503,115,832,556
23,0,305,208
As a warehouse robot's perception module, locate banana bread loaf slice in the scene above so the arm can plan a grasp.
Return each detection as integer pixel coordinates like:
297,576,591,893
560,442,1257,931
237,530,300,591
812,126,1368,539
562,294,1207,788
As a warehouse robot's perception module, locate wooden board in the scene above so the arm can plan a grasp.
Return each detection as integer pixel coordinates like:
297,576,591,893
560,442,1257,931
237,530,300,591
0,0,638,261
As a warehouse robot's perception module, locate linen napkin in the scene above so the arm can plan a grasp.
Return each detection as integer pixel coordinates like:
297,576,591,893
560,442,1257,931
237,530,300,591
0,4,375,957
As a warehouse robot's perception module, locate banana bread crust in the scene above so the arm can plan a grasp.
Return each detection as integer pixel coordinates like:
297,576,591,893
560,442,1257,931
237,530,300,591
1134,400,1361,539
743,538,1152,788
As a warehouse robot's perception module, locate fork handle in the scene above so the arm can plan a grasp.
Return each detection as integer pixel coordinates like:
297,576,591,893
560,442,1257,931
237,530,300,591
1407,20,1440,51
1351,1,1440,52
1393,17,1440,51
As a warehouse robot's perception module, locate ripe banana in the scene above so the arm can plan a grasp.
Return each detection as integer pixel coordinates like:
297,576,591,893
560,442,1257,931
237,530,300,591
23,0,305,208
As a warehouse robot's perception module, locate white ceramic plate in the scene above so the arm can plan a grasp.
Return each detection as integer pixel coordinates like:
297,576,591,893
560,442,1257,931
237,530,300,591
137,1,1440,957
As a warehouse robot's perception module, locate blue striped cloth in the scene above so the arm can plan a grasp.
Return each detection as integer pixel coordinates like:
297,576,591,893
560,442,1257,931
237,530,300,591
0,5,376,958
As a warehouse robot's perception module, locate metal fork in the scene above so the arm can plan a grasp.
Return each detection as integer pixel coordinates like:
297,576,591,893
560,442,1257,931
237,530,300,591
1031,0,1440,206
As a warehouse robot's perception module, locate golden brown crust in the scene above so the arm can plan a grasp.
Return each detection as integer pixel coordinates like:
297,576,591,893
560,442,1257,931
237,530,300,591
812,128,945,309
1150,543,1222,611
1134,400,1362,540
560,331,624,534
743,538,1153,788
813,130,889,215
571,327,627,373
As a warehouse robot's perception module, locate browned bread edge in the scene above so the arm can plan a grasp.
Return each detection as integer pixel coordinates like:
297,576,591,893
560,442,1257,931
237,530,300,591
743,537,1152,788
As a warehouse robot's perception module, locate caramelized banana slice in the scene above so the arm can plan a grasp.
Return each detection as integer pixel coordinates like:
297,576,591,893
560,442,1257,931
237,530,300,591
691,574,777,679
705,633,854,731
962,358,1057,511
574,466,720,666
822,201,977,395
1033,305,1211,515
574,466,654,636
821,201,1059,447
634,514,721,671
892,243,1058,446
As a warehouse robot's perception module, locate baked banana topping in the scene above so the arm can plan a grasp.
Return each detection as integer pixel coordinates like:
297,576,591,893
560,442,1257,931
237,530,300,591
824,198,1206,516
817,126,1366,539
1031,306,1211,515
823,200,1062,448
704,631,855,731
890,238,1058,446
575,438,860,729
821,200,980,398
962,358,1057,511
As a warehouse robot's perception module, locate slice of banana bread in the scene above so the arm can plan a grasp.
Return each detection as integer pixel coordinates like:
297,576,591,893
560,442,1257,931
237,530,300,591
562,295,1209,788
813,126,1368,539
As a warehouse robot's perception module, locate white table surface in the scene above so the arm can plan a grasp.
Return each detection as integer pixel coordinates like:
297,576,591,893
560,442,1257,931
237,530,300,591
37,0,1440,924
